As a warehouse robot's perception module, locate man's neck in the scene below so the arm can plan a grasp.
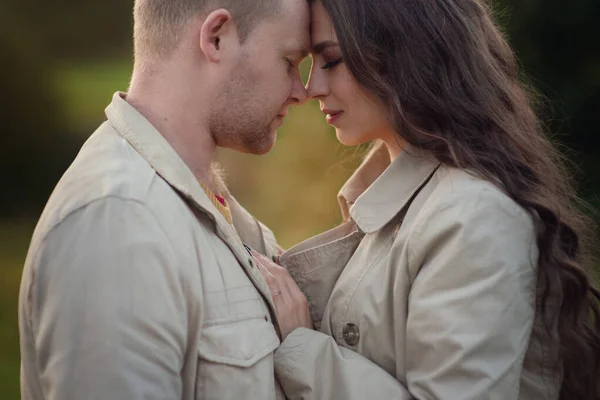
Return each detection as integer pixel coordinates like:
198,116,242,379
127,71,217,190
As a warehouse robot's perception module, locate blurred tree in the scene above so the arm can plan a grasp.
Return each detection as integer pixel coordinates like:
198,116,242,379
6,0,133,60
0,6,83,217
497,0,600,216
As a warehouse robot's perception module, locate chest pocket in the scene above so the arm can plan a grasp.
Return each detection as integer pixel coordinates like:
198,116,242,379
196,317,280,399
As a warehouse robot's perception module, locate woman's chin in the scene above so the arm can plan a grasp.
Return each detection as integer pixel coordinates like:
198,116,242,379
336,129,369,147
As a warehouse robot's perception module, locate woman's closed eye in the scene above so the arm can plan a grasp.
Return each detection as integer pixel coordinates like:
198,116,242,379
322,57,343,70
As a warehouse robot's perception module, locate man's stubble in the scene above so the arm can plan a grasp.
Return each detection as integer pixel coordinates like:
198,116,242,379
208,59,279,155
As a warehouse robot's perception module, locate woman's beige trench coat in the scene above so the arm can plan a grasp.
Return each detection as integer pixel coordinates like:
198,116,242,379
275,145,560,400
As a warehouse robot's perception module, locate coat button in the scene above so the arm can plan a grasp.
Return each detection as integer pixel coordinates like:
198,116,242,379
342,323,360,346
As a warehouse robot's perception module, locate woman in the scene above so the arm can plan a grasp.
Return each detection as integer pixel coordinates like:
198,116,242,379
254,0,600,399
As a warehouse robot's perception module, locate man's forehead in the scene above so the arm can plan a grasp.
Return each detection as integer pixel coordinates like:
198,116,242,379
280,0,310,16
296,29,311,57
274,1,310,55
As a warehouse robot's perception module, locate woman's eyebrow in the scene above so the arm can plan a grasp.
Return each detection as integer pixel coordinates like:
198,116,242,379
312,40,339,54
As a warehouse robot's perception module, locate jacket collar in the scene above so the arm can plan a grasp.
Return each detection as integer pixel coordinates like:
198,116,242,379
105,92,233,228
105,92,275,255
338,143,441,234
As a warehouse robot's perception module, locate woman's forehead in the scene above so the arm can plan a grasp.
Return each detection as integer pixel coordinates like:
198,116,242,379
310,2,336,43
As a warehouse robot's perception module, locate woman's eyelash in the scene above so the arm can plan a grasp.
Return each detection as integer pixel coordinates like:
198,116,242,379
321,58,343,70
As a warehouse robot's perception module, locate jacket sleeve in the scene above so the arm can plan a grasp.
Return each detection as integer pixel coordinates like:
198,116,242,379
275,328,412,399
24,197,188,400
274,188,537,400
404,188,538,399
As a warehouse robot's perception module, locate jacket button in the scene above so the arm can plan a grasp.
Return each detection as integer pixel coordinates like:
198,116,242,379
342,323,360,346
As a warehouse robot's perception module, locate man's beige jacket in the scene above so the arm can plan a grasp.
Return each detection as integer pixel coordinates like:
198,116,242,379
19,92,285,400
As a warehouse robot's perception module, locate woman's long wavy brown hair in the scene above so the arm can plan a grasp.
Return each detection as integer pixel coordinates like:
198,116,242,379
317,0,600,398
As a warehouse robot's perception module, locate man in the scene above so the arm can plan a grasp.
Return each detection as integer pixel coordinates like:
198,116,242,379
18,0,310,398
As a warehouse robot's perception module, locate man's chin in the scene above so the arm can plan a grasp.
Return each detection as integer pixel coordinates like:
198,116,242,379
236,132,277,155
249,137,277,155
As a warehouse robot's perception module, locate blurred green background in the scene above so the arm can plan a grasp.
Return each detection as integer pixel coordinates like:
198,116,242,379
1,0,599,398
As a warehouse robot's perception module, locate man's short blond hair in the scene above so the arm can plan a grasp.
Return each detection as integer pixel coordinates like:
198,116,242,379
133,0,280,66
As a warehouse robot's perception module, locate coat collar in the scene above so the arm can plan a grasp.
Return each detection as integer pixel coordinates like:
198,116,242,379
105,92,233,227
106,92,271,247
338,143,441,234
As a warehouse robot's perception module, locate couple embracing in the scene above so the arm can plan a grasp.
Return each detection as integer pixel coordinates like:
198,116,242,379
19,0,600,399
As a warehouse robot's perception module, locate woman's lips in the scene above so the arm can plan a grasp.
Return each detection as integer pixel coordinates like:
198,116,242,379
324,110,344,124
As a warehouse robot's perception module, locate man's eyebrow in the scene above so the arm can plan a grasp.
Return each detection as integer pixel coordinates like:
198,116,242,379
289,49,309,60
312,40,339,54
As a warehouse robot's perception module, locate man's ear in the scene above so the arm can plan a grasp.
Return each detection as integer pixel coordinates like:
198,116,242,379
199,9,238,62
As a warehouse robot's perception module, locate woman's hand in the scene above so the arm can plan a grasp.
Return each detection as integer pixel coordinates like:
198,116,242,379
251,249,313,339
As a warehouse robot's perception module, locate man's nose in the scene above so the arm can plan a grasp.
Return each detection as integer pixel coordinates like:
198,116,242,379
289,73,308,105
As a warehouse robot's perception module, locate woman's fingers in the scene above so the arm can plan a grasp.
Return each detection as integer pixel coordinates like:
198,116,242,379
253,253,281,297
252,249,284,273
250,248,313,338
252,249,289,301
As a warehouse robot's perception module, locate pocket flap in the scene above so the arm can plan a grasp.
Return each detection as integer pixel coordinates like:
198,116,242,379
198,318,280,367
